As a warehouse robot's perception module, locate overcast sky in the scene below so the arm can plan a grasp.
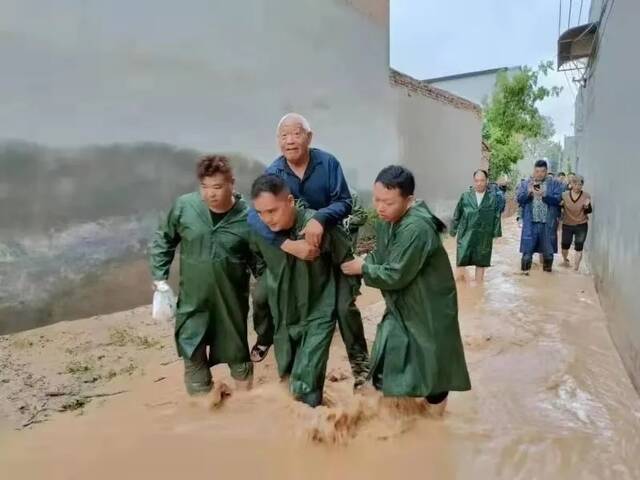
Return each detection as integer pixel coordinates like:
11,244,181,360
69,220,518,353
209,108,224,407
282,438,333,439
390,0,590,142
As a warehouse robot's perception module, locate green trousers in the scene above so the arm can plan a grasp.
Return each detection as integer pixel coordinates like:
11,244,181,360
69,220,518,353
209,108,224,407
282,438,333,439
183,342,253,396
252,275,274,346
252,271,369,383
285,311,336,408
335,268,369,383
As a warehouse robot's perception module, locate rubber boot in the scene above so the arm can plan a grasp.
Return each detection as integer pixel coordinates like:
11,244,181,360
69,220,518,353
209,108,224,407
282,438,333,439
297,390,323,408
521,257,532,273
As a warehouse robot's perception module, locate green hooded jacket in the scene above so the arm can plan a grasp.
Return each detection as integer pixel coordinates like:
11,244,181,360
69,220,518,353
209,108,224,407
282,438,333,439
149,192,258,365
363,201,471,397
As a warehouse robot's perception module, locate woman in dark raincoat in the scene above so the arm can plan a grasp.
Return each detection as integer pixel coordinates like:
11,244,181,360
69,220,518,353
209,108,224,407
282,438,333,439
450,169,502,283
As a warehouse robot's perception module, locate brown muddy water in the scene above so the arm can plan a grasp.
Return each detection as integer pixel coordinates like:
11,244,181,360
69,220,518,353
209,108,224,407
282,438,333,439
1,221,639,479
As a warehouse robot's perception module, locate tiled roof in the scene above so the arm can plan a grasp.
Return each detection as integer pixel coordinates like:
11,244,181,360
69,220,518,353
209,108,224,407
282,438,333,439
389,69,482,117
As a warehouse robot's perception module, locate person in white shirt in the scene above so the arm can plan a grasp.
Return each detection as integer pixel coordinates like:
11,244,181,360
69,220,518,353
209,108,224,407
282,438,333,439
450,170,502,283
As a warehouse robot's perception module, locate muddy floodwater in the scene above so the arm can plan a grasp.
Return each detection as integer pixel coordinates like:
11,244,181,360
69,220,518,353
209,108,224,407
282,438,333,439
1,221,639,479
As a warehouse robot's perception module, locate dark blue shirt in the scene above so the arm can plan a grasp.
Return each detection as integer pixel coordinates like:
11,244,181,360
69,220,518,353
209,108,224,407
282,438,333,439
248,148,353,246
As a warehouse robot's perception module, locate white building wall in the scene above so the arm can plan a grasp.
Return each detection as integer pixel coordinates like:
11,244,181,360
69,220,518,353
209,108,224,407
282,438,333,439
575,0,640,391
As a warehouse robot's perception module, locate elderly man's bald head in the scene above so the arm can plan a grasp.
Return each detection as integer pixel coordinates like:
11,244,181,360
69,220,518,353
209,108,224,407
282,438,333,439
276,113,311,134
276,113,313,165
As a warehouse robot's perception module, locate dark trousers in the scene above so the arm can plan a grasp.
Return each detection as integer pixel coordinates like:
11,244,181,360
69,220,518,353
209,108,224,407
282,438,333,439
522,222,554,271
561,223,588,251
183,342,253,396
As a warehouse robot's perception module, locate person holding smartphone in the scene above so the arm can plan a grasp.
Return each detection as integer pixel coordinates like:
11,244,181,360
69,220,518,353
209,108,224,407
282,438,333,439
516,160,564,273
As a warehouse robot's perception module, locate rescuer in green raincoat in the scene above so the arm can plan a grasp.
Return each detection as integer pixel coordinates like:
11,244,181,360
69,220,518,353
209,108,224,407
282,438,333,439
344,189,368,251
247,114,368,392
250,174,357,407
450,169,502,283
149,155,258,396
342,166,471,415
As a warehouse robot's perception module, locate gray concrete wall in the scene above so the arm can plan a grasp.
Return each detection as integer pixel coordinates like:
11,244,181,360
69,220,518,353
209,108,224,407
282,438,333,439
0,0,480,333
0,0,396,189
0,0,396,333
575,0,640,391
562,135,577,173
391,72,483,220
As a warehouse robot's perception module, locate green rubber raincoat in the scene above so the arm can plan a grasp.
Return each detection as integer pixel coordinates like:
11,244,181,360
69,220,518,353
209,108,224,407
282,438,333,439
450,189,502,267
363,201,471,397
250,207,357,403
149,192,256,366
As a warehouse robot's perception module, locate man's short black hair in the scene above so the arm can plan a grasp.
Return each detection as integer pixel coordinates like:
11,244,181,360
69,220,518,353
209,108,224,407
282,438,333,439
473,169,489,179
534,159,548,169
251,174,290,199
197,154,233,181
558,172,566,177
375,165,415,197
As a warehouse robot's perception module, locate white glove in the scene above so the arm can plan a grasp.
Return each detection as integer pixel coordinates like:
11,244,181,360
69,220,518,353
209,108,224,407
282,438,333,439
153,280,171,292
152,280,176,324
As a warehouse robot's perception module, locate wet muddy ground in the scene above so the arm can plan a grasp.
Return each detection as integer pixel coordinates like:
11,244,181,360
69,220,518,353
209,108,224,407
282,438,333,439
1,220,639,479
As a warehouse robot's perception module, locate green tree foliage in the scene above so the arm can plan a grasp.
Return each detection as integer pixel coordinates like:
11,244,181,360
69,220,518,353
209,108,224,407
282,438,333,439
483,61,562,179
522,117,563,172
